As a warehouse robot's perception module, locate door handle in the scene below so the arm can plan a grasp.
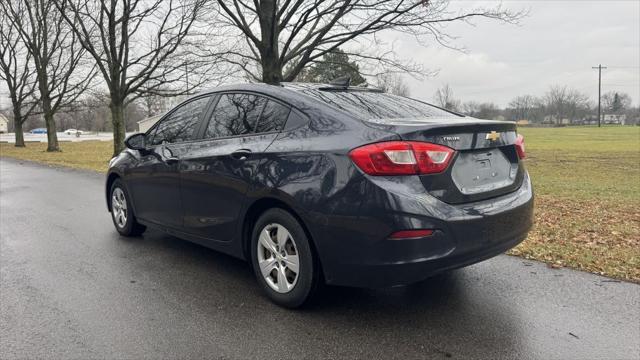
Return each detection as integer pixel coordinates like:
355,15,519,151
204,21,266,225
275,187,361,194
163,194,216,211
231,149,252,161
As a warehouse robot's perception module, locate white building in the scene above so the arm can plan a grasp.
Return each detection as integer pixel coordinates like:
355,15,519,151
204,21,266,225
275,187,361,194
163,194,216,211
0,114,8,134
137,115,162,133
603,114,626,125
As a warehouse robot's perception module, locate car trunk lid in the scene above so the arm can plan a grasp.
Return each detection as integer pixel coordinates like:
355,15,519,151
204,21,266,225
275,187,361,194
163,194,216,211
363,117,525,204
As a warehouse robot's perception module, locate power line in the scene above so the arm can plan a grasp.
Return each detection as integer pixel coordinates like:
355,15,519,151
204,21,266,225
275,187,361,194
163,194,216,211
592,64,607,128
602,84,640,87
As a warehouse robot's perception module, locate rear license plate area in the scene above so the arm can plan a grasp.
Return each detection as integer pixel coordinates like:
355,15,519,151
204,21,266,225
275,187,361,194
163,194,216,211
451,149,517,195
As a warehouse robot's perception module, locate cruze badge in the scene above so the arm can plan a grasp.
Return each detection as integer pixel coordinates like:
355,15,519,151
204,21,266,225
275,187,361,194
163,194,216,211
442,136,460,141
485,131,500,141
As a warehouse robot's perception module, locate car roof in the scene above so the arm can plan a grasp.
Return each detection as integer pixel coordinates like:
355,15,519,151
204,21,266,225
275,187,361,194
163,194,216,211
192,82,386,116
279,82,383,92
185,83,360,117
196,82,383,99
200,81,381,91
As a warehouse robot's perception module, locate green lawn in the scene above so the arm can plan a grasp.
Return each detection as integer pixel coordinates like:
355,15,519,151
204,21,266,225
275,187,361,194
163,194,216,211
1,126,639,281
511,126,639,281
0,141,113,172
518,126,639,201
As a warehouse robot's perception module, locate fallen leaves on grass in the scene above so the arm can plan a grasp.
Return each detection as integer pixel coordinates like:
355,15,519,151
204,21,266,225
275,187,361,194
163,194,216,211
509,195,640,282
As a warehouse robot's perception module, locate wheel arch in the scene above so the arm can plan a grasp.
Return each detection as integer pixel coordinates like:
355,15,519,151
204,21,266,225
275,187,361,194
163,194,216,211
105,172,121,211
240,197,324,280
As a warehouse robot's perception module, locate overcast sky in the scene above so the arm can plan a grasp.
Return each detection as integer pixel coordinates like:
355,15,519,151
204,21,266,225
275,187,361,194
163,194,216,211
392,0,640,107
1,0,638,111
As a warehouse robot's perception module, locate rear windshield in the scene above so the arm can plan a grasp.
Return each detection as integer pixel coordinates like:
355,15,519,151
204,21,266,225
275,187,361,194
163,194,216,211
300,89,460,120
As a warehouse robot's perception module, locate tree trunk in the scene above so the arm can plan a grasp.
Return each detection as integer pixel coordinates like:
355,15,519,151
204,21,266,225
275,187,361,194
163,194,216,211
12,105,25,147
261,56,283,84
14,120,25,147
259,0,282,84
44,110,59,152
41,95,59,152
38,75,59,151
110,100,126,157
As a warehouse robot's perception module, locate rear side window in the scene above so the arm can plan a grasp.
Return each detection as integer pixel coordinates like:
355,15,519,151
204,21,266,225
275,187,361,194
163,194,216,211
255,100,290,133
300,90,458,120
149,96,210,145
205,93,267,138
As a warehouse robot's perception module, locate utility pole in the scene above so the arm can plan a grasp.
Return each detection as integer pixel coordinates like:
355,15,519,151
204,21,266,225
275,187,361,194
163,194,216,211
592,64,607,127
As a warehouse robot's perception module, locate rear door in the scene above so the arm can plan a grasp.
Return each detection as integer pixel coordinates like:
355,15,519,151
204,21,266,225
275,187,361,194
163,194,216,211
127,95,212,228
180,93,290,241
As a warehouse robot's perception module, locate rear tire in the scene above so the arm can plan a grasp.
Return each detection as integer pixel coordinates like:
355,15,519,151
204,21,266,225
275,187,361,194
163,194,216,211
250,208,319,308
110,179,146,237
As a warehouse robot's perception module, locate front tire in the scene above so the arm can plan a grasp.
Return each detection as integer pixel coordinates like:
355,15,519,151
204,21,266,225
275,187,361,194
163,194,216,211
110,179,146,236
250,208,319,308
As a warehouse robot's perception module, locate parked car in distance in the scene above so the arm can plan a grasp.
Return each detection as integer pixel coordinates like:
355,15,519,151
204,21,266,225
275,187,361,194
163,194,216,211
105,81,534,308
64,129,84,135
30,128,47,134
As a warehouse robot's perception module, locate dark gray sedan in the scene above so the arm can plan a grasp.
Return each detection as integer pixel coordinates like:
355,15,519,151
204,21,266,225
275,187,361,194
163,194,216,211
106,82,533,308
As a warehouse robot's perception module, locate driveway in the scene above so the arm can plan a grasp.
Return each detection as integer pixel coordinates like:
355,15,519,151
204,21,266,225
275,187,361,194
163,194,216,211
1,158,638,359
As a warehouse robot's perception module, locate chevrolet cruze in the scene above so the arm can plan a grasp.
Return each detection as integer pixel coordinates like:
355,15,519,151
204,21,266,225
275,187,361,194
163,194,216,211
106,82,534,308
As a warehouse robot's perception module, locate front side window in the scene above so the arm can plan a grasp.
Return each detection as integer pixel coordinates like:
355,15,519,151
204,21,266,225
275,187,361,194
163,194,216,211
205,93,266,139
149,96,211,145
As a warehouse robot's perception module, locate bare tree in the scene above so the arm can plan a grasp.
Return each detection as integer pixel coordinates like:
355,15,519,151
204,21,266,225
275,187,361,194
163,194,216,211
213,0,524,84
375,73,410,96
141,94,168,118
433,84,459,111
54,0,228,156
508,94,537,121
543,85,589,123
0,5,38,147
461,101,480,117
602,91,632,114
1,0,95,151
461,101,503,119
476,102,502,120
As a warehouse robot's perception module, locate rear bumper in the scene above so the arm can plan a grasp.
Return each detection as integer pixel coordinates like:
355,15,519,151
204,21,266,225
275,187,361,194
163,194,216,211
312,173,534,288
332,230,528,288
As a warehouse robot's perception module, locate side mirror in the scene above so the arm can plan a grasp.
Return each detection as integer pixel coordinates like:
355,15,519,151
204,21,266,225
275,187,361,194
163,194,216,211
124,133,146,151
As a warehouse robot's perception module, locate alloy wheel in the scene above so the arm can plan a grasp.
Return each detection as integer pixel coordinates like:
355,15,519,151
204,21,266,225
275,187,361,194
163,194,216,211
256,223,300,293
111,187,128,228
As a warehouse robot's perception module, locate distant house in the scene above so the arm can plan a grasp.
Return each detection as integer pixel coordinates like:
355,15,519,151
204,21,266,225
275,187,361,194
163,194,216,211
603,114,626,125
580,118,599,125
543,115,571,125
515,120,529,126
0,114,8,134
137,115,162,133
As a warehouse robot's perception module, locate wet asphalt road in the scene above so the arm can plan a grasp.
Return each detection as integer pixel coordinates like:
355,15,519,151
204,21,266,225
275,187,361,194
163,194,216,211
0,158,639,360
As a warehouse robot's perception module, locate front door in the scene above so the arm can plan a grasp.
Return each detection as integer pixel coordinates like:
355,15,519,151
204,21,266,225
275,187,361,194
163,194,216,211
126,143,183,228
126,95,213,229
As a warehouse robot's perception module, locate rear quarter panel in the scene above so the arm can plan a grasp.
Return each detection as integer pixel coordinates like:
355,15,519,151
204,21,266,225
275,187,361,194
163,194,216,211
242,106,398,263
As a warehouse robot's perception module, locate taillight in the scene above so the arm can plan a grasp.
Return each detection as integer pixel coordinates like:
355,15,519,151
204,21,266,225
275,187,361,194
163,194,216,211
515,134,526,159
349,141,455,176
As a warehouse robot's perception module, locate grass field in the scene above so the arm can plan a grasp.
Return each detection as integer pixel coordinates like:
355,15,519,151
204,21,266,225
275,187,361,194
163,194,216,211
511,126,639,281
0,141,113,172
1,126,639,281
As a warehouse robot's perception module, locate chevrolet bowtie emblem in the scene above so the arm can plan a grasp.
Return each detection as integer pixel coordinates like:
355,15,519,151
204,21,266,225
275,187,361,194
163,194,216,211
485,131,500,141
